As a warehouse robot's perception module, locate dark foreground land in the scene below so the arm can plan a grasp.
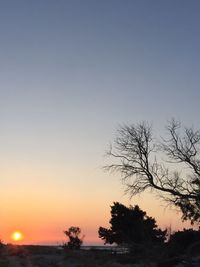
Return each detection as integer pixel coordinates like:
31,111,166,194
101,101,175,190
0,244,200,267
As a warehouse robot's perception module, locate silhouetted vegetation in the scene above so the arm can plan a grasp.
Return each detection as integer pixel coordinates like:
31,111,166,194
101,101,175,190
106,120,200,225
64,226,84,249
99,202,166,247
0,240,5,254
168,228,200,256
98,203,200,265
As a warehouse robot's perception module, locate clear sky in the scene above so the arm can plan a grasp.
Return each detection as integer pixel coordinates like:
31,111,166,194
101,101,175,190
0,0,200,245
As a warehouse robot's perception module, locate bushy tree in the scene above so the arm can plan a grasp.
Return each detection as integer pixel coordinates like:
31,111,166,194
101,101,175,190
64,226,84,249
106,120,200,224
98,202,166,246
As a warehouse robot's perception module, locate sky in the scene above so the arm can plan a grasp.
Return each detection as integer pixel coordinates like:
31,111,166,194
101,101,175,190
0,0,200,245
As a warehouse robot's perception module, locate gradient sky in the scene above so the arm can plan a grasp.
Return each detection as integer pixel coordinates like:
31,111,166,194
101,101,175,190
0,0,200,245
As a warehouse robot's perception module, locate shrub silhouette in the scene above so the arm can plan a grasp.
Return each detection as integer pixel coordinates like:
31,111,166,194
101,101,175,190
168,228,200,255
64,226,84,249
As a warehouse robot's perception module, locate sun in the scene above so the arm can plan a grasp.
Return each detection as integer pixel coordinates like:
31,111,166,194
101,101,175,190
11,231,23,242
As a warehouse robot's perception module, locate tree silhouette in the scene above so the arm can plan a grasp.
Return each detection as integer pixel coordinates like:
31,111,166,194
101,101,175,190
98,202,166,246
64,226,84,249
106,120,200,224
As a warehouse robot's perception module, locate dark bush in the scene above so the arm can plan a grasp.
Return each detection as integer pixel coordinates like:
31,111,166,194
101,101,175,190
168,228,200,255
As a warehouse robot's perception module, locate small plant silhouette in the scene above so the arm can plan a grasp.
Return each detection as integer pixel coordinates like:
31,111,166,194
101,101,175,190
64,226,84,249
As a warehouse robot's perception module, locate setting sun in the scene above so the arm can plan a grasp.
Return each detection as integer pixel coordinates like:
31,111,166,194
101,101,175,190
11,231,23,242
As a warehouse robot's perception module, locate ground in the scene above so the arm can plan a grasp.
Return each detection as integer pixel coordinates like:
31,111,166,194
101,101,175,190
0,245,199,267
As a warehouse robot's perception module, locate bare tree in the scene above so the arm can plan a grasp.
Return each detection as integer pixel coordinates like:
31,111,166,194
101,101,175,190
106,119,200,224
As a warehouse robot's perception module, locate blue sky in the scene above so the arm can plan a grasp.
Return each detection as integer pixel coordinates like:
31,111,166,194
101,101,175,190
0,0,200,244
1,1,200,127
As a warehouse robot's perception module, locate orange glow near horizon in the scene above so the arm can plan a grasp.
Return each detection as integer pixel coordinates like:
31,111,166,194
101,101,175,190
0,173,193,245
